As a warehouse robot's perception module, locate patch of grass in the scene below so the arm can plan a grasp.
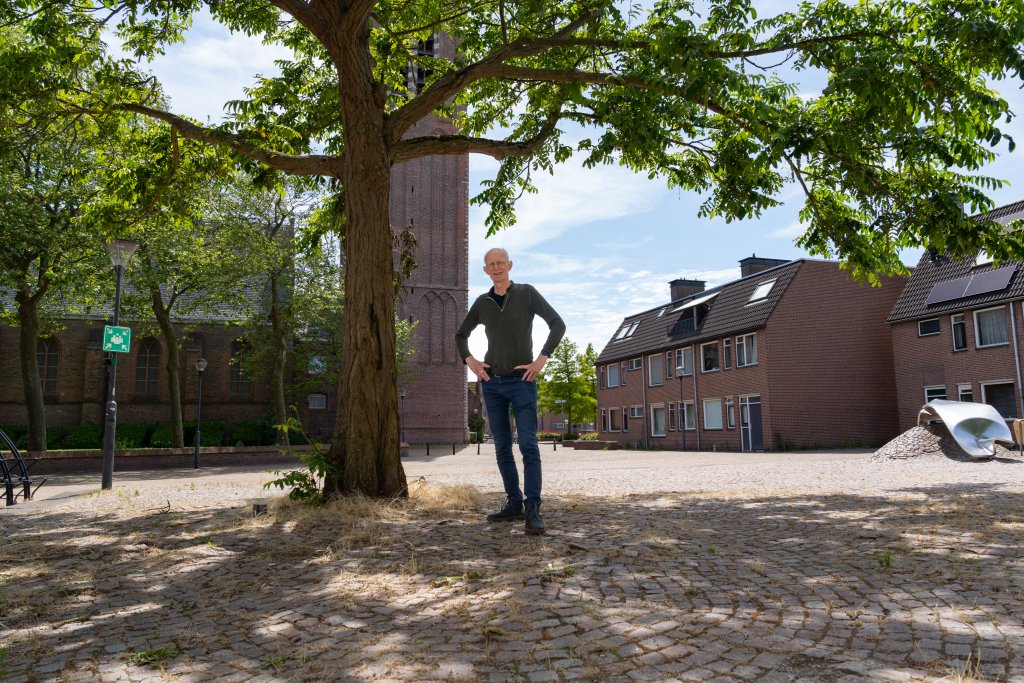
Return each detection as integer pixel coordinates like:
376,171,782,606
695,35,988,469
125,646,180,669
876,550,893,568
261,654,292,672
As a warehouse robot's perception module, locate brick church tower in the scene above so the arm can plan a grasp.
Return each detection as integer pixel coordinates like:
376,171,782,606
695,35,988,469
390,34,469,443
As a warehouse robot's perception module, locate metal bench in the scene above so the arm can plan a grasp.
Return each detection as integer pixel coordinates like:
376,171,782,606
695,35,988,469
0,428,45,506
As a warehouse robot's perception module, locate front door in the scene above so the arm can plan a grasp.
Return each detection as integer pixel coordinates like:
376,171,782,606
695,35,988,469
740,395,764,452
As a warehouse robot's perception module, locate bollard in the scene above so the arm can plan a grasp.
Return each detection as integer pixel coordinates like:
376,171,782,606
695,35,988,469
477,441,480,455
553,440,557,451
452,442,456,455
426,443,430,456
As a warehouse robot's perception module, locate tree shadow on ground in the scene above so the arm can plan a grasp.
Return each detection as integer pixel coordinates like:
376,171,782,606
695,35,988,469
2,477,1022,682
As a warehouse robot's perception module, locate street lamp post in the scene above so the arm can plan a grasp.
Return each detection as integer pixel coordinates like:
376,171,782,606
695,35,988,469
100,239,139,490
194,357,208,469
399,388,406,443
555,399,567,436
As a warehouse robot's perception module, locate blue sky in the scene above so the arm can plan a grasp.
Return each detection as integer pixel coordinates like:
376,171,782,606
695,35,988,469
132,9,1024,366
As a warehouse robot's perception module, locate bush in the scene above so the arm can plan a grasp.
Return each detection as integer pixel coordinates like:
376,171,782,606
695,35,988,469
0,424,27,445
61,424,103,450
537,431,563,442
564,432,580,441
185,421,225,447
148,424,175,448
115,423,153,449
230,420,273,446
577,431,599,441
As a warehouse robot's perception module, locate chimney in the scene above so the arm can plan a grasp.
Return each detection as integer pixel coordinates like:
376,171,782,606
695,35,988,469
739,254,789,277
669,278,705,301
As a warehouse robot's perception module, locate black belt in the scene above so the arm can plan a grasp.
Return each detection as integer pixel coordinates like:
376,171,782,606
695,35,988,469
488,368,525,378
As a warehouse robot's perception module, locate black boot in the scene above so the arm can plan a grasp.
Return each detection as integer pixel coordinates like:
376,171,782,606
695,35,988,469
524,502,545,535
487,498,524,522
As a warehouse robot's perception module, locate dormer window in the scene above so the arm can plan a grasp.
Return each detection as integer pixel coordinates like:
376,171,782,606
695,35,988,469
614,321,640,341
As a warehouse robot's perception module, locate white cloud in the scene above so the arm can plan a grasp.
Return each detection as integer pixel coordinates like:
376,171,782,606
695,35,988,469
768,220,806,239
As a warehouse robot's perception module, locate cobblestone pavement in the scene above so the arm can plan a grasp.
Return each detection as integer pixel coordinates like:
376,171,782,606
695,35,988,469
2,447,1024,682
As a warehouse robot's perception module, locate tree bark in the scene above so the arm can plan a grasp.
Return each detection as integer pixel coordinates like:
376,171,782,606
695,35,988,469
153,293,184,448
16,293,46,452
323,13,407,498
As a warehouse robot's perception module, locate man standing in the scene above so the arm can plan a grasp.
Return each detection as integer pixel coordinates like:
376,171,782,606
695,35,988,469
455,247,565,535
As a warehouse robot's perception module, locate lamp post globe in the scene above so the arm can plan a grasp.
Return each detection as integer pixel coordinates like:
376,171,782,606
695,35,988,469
194,357,208,469
100,239,139,490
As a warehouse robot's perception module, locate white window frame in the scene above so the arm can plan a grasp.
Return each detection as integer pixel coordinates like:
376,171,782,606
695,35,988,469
974,306,1009,348
628,358,642,371
629,406,643,418
726,397,735,429
957,383,973,402
622,407,629,432
606,363,620,387
981,380,1018,419
681,402,696,430
608,406,621,432
736,333,758,367
722,338,732,370
668,402,677,431
648,353,664,386
600,409,608,432
918,318,940,337
620,361,627,386
675,347,693,376
951,313,967,352
650,404,666,437
665,351,674,378
703,398,723,430
924,385,947,403
308,393,327,410
701,342,719,373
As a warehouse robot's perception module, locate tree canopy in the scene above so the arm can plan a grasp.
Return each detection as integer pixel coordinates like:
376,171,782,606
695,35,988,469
6,0,1024,495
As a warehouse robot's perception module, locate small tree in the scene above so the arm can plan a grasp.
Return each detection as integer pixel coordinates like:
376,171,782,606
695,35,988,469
538,338,597,437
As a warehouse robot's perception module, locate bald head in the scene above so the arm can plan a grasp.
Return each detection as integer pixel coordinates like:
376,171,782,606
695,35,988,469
483,247,509,266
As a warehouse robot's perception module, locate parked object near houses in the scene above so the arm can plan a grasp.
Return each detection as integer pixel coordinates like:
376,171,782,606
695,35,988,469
917,399,1012,459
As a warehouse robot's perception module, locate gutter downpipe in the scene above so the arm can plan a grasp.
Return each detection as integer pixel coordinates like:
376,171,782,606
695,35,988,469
693,350,701,451
641,357,649,450
1012,303,1024,418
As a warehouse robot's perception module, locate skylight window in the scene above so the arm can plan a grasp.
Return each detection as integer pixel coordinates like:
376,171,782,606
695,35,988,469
975,250,993,267
748,279,777,302
614,321,640,341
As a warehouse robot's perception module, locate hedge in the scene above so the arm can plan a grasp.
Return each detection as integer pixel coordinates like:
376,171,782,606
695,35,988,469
61,424,104,450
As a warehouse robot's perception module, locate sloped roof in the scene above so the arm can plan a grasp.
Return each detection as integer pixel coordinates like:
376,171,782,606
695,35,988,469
596,260,803,364
888,200,1024,323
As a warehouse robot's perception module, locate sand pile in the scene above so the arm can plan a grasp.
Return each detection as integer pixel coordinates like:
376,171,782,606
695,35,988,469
873,423,1019,461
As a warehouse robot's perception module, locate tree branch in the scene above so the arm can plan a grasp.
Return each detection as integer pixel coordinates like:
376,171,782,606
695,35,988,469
115,103,345,177
391,111,560,162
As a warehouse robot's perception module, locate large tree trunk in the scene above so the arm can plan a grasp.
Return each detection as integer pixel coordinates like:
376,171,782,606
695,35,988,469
153,295,184,448
269,273,289,446
16,293,46,452
323,15,406,498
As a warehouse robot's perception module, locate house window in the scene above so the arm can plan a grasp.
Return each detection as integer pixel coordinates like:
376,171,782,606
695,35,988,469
749,279,776,302
648,353,664,386
630,406,643,418
36,338,58,396
628,358,642,371
135,338,160,396
703,399,723,429
609,408,620,431
924,386,947,403
668,403,677,431
682,402,696,430
976,250,993,267
958,383,973,402
723,339,732,370
600,409,607,432
229,342,253,396
620,361,627,385
607,363,620,387
726,397,735,429
665,352,674,378
918,318,940,336
622,407,629,431
675,347,693,376
553,422,564,429
736,333,758,367
600,366,605,389
975,306,1008,347
701,342,719,372
982,381,1017,419
951,314,967,351
614,321,640,341
650,405,666,437
308,393,327,409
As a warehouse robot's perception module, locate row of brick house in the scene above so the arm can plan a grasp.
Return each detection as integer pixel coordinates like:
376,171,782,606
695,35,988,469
594,200,1024,451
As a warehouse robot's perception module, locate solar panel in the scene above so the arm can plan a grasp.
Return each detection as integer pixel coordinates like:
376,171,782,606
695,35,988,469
926,276,970,305
963,264,1016,298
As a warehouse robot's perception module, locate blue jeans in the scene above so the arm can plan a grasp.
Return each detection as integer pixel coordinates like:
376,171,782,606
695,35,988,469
482,376,541,505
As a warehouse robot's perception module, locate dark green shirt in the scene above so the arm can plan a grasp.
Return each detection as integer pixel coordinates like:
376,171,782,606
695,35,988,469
455,282,565,375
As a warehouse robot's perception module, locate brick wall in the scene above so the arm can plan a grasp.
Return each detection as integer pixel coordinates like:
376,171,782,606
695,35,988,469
891,302,1024,431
